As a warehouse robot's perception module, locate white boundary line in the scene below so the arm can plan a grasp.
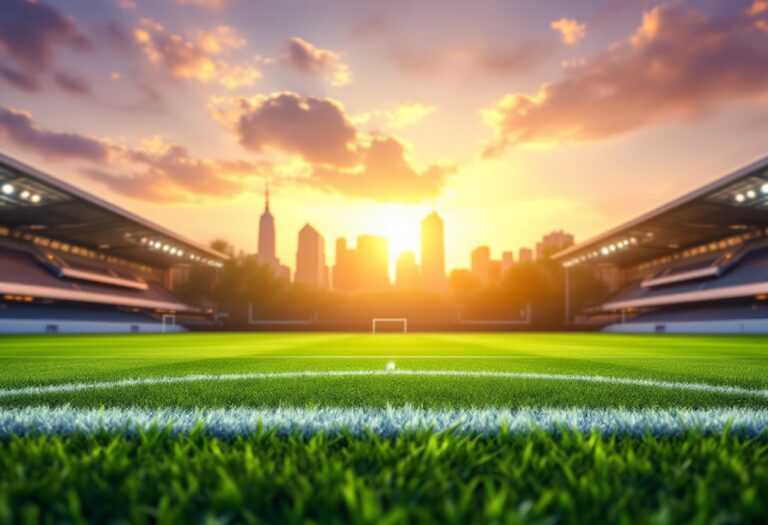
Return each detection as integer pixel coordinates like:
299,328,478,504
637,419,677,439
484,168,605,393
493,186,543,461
1,406,768,437
2,370,768,400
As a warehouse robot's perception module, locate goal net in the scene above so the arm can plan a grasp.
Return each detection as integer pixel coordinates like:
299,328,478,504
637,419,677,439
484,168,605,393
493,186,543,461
372,318,408,334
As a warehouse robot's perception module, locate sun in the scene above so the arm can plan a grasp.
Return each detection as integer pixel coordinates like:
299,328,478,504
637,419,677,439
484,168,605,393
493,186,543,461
367,204,426,276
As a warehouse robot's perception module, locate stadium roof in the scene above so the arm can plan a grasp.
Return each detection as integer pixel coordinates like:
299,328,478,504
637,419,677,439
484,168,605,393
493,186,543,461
553,154,768,268
0,152,228,268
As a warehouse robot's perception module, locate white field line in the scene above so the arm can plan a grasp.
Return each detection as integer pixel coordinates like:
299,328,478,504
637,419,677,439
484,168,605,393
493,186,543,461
1,406,768,437
0,355,733,359
1,370,768,400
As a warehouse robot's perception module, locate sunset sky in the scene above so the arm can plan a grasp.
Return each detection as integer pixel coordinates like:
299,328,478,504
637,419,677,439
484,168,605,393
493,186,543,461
2,0,768,273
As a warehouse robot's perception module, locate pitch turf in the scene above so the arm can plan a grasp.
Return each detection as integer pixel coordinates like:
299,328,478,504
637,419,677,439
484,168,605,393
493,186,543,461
2,332,768,410
1,333,768,524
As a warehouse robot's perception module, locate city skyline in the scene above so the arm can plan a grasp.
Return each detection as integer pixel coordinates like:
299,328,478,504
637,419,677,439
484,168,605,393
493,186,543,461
255,194,572,285
2,1,767,275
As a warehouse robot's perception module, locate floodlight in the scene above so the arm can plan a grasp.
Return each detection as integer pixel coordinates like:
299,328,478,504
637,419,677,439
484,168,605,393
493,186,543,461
30,194,41,203
762,183,768,194
20,190,30,199
1,183,14,195
735,193,745,202
747,190,757,199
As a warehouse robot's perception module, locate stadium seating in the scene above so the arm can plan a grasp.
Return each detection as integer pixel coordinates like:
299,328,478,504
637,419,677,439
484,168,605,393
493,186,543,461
0,244,191,311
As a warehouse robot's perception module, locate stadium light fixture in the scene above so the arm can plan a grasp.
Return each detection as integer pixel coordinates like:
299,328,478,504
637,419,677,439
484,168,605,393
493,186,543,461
735,193,745,203
1,183,14,195
601,247,609,255
30,194,41,203
20,190,30,200
747,190,757,199
762,183,768,194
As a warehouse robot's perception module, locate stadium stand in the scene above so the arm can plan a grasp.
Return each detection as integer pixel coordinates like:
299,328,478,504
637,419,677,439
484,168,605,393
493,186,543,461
554,154,768,334
0,152,228,334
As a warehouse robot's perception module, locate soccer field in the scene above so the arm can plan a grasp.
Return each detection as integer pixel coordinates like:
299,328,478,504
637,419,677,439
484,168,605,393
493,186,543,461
1,333,768,523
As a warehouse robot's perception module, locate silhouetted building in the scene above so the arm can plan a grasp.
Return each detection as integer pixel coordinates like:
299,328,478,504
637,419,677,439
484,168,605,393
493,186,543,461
256,184,289,280
395,251,419,288
332,237,356,291
536,230,574,260
295,223,326,287
332,234,389,291
519,247,533,263
502,251,515,273
488,260,502,282
471,246,491,283
421,211,445,291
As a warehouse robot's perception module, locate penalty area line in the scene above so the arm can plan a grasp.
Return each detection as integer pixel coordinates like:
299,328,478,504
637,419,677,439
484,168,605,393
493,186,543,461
1,406,768,437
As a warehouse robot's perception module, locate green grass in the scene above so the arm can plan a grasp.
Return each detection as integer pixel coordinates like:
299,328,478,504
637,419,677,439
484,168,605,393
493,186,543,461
2,429,768,525
1,333,768,409
2,332,768,524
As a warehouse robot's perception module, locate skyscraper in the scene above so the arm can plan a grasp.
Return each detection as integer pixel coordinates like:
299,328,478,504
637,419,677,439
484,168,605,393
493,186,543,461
421,211,445,291
471,246,491,283
256,183,290,280
502,251,515,272
257,183,276,263
295,223,326,287
332,236,357,291
519,247,533,263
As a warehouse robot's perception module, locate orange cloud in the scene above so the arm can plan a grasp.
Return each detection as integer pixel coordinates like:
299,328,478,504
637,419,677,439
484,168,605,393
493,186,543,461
484,5,768,155
134,21,260,89
312,136,453,202
550,18,587,45
283,37,352,87
231,92,453,201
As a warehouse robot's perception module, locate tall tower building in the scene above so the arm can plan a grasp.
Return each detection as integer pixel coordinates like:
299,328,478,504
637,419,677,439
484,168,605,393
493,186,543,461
255,183,290,280
295,223,326,287
421,210,445,291
257,183,276,263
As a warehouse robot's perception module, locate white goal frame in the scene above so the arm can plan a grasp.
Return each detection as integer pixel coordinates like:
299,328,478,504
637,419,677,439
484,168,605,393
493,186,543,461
372,318,408,334
161,313,176,333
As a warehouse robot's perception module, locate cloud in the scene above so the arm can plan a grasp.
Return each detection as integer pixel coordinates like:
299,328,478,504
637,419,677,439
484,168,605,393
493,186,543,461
483,5,768,155
228,92,452,201
85,138,269,203
0,65,40,92
0,0,90,92
134,20,260,89
0,105,266,203
0,106,110,162
750,0,768,16
550,18,587,45
312,136,453,202
236,92,359,166
284,37,352,87
53,71,91,96
0,0,89,72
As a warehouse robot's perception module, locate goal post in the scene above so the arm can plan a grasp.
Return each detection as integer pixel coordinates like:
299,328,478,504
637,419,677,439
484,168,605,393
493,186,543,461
372,318,408,334
161,313,176,334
